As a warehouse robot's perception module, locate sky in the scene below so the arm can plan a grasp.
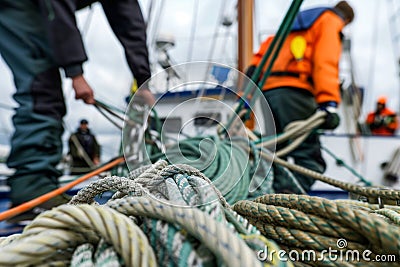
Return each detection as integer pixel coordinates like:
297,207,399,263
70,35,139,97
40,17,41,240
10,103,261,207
0,0,399,161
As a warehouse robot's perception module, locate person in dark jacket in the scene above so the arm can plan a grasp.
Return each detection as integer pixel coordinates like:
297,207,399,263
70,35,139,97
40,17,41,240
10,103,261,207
68,119,100,174
0,0,154,222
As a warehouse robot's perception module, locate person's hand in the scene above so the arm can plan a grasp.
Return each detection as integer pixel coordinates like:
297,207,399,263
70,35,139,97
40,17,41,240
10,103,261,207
133,88,156,107
72,75,95,104
317,101,340,130
93,156,100,166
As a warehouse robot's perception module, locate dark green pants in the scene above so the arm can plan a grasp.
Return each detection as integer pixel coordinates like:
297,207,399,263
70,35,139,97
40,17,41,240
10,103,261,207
0,1,66,204
263,87,326,192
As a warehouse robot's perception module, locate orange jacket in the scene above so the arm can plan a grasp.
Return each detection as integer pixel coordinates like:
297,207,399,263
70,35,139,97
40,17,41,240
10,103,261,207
366,108,399,136
250,10,345,104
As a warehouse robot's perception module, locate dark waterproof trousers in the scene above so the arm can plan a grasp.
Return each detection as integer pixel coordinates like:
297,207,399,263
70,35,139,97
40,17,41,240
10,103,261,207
0,1,66,204
263,87,326,193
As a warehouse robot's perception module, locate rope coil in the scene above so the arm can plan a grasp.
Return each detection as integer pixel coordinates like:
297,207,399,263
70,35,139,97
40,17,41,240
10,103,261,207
233,194,400,266
0,161,287,267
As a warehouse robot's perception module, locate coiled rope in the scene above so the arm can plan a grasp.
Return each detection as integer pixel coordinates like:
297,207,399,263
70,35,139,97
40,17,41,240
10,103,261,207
233,194,400,266
0,205,156,266
0,161,288,267
150,137,274,204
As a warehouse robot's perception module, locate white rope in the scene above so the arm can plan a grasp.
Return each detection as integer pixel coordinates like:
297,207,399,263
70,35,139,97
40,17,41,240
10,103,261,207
0,205,156,266
107,197,263,267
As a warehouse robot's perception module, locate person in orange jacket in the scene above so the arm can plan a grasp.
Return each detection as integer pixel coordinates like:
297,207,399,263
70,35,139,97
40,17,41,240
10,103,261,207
246,1,354,193
366,96,399,135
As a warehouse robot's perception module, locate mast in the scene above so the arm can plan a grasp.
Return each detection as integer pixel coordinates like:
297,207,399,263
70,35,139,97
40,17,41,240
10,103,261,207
237,0,254,73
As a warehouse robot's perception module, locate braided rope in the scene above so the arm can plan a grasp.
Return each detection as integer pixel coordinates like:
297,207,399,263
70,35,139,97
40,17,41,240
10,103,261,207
141,217,217,266
159,163,231,208
70,176,146,205
335,200,400,211
239,194,400,254
256,111,326,148
71,240,122,267
128,162,160,179
234,195,400,266
254,223,367,251
260,150,400,200
0,234,20,247
0,229,91,266
373,208,400,226
107,197,263,267
152,138,256,204
233,201,366,242
129,162,279,266
130,160,170,200
275,117,325,157
0,205,156,266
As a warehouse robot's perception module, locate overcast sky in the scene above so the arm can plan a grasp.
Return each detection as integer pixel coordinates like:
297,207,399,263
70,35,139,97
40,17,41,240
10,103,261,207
0,0,399,160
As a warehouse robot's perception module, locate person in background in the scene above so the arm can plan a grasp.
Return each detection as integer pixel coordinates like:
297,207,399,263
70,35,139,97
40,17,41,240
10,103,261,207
0,0,154,223
366,96,399,135
246,1,354,193
68,119,100,174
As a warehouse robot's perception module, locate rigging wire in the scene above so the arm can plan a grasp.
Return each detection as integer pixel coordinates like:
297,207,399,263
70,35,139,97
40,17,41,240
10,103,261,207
366,1,380,114
81,5,95,41
386,0,400,113
147,0,164,46
205,0,228,64
94,105,123,130
148,0,166,69
186,0,200,61
63,3,96,149
191,0,228,113
361,1,380,176
144,0,154,29
217,6,236,66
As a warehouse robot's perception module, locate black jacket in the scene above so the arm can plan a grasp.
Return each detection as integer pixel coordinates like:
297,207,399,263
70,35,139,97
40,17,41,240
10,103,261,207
37,0,151,86
68,128,100,167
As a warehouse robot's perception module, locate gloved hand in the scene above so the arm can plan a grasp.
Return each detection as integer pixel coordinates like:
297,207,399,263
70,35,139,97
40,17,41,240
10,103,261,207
317,101,340,130
370,114,384,129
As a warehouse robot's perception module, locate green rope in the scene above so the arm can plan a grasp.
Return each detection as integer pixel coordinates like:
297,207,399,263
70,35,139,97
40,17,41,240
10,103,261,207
71,240,124,267
148,136,282,204
321,145,372,186
152,137,251,204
